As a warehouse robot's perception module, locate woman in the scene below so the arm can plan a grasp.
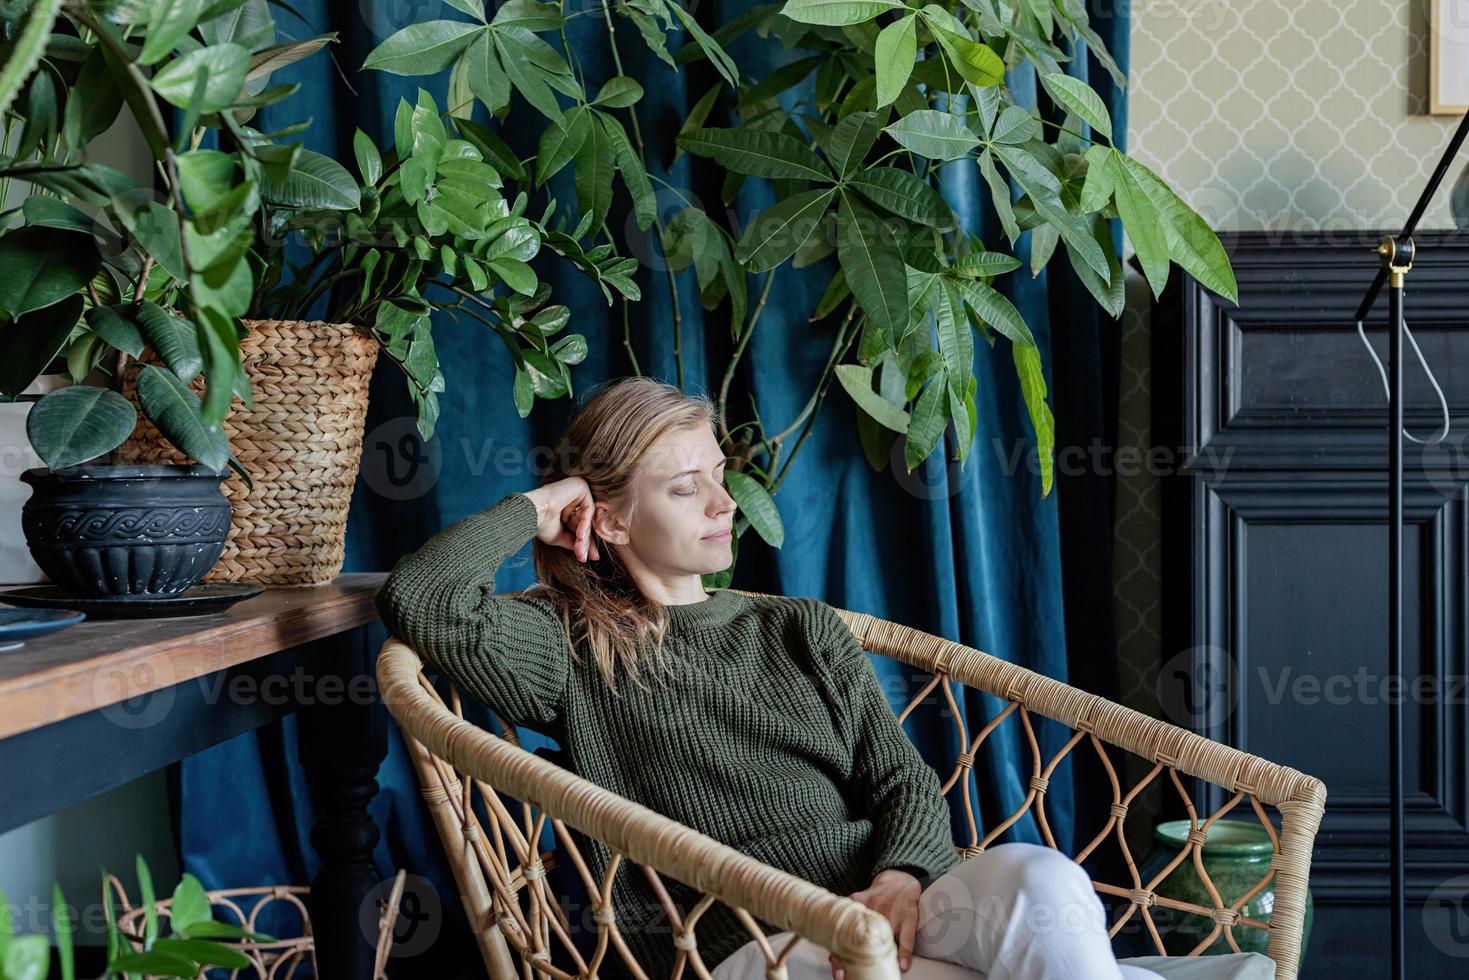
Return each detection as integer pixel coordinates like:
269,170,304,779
376,376,1162,980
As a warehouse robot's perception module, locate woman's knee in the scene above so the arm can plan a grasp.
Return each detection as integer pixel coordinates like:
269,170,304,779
990,843,1096,903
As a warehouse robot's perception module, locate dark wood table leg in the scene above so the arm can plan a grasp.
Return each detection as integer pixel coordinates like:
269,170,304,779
300,626,388,976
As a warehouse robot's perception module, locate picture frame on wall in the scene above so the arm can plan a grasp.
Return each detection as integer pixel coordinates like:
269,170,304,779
1432,0,1469,114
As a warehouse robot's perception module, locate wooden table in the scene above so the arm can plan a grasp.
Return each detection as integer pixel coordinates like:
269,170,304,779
0,572,389,976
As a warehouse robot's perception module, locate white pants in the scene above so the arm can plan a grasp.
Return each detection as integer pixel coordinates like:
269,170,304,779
709,842,1165,980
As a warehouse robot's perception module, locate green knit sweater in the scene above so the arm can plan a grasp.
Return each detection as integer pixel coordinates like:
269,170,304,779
375,491,961,977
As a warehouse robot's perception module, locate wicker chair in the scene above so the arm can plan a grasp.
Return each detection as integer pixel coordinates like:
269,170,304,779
375,590,1327,980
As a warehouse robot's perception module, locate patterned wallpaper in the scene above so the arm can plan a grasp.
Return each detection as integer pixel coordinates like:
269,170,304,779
1127,0,1463,233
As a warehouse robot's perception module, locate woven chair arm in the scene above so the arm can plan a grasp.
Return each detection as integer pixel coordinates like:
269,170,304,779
824,604,1326,811
378,638,905,980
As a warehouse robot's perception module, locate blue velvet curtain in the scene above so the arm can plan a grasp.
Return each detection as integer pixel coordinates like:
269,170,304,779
175,1,1130,974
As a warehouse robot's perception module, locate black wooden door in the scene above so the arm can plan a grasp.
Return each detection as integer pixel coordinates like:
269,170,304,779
1154,230,1469,978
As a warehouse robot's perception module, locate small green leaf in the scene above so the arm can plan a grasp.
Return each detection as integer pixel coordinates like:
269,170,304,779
779,0,903,26
151,937,251,968
932,25,1005,87
1112,153,1169,298
978,149,1019,243
489,257,537,294
593,75,643,107
903,378,948,472
724,470,784,547
948,252,1021,278
677,127,832,181
2,934,48,980
1013,342,1054,496
25,385,137,469
836,190,907,346
108,949,200,976
20,197,94,234
845,167,951,225
136,364,229,471
51,883,74,980
0,294,83,398
85,304,146,358
826,110,881,178
1079,144,1115,213
167,873,212,935
353,131,382,186
1039,71,1112,141
136,301,204,381
175,149,238,212
0,226,100,318
140,0,209,65
536,106,592,187
835,362,910,432
874,15,916,109
259,148,360,209
151,44,250,111
665,0,741,90
950,278,1036,348
1119,154,1238,304
883,110,979,162
362,20,482,75
735,187,834,272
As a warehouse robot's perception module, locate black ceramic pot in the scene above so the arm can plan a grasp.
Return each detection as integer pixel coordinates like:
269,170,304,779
18,463,231,597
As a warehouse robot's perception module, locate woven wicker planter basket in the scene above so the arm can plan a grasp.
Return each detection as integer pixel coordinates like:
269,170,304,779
118,318,379,587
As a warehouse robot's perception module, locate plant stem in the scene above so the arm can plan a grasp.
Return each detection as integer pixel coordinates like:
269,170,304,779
620,296,641,376
716,267,776,447
596,0,686,386
766,301,860,493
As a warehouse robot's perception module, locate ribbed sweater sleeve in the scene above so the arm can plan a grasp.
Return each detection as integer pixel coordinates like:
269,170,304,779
818,605,962,886
374,491,571,729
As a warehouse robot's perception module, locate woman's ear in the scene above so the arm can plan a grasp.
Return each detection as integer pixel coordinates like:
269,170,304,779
592,500,629,546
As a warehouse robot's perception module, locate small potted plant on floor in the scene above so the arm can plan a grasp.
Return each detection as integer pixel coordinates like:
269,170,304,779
0,0,336,595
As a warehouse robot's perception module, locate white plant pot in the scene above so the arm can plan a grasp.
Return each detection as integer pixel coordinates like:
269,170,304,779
1,375,67,586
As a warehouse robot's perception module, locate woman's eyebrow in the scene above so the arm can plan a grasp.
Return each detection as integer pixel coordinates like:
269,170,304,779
664,461,727,481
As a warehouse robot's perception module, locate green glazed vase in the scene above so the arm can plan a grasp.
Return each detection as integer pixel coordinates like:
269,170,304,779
1135,819,1312,969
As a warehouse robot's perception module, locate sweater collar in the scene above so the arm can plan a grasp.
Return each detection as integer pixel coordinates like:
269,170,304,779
664,587,744,630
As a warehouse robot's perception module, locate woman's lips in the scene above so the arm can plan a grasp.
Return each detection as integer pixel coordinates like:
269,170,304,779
702,529,732,541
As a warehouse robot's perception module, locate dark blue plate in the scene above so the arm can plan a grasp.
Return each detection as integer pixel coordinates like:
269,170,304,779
0,583,262,620
0,607,86,648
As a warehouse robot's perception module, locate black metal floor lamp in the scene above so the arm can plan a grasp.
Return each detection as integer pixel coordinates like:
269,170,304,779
1351,107,1469,980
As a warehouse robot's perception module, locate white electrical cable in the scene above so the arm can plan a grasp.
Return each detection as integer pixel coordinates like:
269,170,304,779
1355,318,1452,445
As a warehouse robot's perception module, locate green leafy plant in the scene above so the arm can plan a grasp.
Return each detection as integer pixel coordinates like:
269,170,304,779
0,0,340,482
251,87,636,439
0,854,272,980
362,0,1237,585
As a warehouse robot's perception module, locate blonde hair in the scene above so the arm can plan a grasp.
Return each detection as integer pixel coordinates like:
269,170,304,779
523,376,725,695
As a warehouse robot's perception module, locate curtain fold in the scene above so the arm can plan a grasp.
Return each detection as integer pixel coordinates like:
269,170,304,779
175,2,1129,973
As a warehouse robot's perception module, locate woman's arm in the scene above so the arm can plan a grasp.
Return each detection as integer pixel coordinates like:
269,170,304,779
375,491,571,729
818,605,963,884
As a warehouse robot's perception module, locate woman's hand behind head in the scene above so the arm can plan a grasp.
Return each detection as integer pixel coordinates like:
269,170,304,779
526,478,601,563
